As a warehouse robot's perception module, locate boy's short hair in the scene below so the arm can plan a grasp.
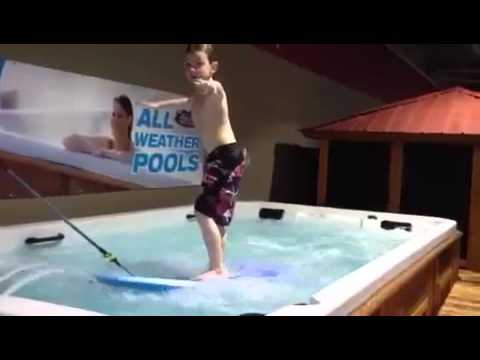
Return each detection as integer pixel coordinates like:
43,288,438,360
186,44,217,62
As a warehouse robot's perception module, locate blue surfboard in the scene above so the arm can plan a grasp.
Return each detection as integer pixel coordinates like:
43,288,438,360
96,263,285,292
96,275,197,292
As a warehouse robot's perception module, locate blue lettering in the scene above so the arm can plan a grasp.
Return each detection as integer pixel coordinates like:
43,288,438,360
167,135,175,147
137,109,151,128
164,154,178,173
152,110,162,128
158,134,166,147
132,147,201,175
188,154,200,171
178,154,188,172
164,112,173,129
192,137,200,150
184,137,193,149
132,153,149,174
148,153,163,172
151,111,174,129
148,134,160,147
134,132,150,147
174,136,184,148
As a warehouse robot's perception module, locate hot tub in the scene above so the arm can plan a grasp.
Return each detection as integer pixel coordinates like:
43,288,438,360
0,201,460,316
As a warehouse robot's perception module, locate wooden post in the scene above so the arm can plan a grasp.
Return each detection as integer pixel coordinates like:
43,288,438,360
467,145,480,271
317,140,329,206
387,142,404,213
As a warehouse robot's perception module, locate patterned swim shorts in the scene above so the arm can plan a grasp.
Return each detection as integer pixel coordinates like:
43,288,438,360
194,143,248,227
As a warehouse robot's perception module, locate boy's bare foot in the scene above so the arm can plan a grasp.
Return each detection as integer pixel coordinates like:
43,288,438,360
194,267,230,281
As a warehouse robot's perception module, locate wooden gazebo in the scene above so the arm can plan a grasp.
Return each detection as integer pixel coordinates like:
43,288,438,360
301,87,480,271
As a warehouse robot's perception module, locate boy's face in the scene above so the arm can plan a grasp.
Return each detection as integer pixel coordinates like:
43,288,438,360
184,51,217,83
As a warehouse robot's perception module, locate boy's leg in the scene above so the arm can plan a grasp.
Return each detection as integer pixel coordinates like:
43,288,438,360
194,211,228,280
218,225,227,252
193,145,246,281
197,223,226,274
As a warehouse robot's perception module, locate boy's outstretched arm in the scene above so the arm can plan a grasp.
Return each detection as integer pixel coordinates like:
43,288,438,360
139,97,191,110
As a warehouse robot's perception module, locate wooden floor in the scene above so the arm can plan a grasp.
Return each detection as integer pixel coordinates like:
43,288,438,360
439,270,480,316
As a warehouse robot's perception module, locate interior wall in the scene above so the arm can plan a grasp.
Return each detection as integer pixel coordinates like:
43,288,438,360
0,44,381,225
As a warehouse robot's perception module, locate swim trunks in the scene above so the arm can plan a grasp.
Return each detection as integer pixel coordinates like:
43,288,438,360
194,143,248,227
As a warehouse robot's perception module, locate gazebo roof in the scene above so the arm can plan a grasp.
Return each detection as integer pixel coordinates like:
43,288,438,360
301,87,480,143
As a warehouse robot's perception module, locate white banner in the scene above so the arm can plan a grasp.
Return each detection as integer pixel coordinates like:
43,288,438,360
0,57,202,189
131,106,202,185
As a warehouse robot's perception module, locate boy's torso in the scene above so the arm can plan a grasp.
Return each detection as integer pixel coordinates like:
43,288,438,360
190,83,237,154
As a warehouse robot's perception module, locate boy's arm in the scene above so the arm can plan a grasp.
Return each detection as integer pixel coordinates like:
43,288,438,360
192,79,223,96
140,97,191,110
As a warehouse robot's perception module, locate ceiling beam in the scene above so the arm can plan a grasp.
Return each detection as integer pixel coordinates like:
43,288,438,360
255,44,436,102
384,44,438,88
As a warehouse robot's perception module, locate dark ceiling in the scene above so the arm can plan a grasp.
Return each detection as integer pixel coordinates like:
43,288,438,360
256,44,435,102
387,44,480,91
255,44,480,103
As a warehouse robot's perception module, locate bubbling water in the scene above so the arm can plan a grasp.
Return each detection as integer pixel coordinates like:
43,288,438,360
0,217,410,315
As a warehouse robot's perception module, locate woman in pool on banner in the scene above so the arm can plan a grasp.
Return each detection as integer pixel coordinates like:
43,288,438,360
63,95,134,163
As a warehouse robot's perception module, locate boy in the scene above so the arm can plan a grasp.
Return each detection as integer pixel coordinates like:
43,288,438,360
142,44,247,281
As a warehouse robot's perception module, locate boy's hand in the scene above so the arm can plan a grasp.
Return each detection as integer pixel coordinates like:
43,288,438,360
193,79,221,96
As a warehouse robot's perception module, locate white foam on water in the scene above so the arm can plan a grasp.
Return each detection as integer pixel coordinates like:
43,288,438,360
0,263,46,284
3,268,65,296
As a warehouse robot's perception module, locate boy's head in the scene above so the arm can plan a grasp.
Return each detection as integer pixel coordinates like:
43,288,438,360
184,44,219,83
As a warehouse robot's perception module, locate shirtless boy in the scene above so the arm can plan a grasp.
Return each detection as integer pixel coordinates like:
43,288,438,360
143,44,247,281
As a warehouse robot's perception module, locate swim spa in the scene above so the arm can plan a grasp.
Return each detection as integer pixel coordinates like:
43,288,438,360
0,202,460,316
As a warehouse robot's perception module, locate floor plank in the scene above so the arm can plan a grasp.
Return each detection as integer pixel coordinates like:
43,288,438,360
439,270,480,316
